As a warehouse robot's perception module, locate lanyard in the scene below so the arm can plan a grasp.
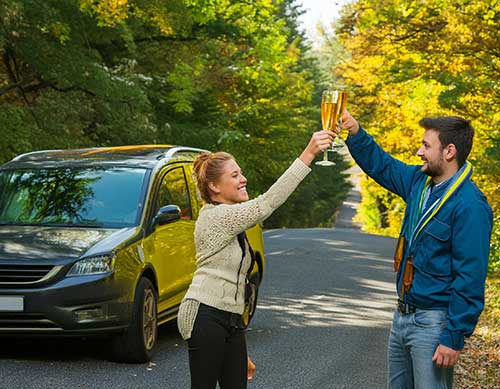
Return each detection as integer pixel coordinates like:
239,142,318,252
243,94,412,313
408,183,439,249
406,177,432,249
407,161,473,253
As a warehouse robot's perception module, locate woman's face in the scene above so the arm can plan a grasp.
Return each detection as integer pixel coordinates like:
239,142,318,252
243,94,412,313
209,159,248,204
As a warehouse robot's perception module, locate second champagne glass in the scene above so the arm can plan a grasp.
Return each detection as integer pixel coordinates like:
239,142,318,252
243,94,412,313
332,91,347,148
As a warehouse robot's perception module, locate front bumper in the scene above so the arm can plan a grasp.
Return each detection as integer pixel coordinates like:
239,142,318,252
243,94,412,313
0,273,133,335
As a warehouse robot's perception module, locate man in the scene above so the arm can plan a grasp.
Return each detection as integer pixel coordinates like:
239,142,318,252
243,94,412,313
341,111,493,388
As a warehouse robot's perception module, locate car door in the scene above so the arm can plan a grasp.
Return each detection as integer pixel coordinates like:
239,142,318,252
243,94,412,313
142,164,196,313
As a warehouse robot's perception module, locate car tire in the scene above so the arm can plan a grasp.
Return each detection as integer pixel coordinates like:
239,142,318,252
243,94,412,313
110,277,158,363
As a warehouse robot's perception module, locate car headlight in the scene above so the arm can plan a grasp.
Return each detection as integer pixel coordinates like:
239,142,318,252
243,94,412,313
67,254,116,276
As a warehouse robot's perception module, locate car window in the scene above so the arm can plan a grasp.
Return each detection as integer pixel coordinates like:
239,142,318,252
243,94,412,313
0,167,148,228
183,164,202,219
156,166,192,220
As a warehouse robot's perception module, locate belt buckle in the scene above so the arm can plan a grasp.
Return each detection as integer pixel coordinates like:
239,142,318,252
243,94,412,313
397,299,416,315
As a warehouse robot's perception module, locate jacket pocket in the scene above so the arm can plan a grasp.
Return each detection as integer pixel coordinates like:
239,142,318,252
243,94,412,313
423,218,451,241
416,218,452,276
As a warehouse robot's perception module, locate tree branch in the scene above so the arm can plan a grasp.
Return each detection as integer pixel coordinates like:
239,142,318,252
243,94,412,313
0,78,38,96
3,47,18,84
47,82,96,97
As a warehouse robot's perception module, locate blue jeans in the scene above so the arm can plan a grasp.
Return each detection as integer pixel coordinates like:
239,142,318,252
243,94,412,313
388,309,454,389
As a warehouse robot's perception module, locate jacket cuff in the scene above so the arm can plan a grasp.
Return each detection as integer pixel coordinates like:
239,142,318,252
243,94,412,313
345,127,369,152
439,329,465,350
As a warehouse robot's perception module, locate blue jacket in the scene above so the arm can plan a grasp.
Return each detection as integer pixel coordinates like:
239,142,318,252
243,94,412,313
346,127,493,350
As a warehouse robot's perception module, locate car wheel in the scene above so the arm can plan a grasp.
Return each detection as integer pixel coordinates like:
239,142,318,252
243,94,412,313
110,277,158,363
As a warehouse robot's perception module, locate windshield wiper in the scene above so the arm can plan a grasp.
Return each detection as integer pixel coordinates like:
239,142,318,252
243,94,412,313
0,220,110,228
36,222,105,228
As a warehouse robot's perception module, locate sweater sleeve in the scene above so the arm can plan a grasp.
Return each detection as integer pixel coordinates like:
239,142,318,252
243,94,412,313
208,158,311,236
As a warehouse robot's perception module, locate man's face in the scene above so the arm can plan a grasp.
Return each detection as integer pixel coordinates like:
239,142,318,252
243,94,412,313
416,129,445,177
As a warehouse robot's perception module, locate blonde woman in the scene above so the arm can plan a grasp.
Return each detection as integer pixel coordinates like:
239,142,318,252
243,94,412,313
177,130,333,388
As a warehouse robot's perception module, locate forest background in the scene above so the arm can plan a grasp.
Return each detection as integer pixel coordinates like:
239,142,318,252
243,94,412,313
0,0,498,385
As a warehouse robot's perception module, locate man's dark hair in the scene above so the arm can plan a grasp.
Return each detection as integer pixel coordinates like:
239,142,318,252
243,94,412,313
419,116,474,166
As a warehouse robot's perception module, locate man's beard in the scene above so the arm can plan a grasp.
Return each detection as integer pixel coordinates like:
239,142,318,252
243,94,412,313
422,158,444,178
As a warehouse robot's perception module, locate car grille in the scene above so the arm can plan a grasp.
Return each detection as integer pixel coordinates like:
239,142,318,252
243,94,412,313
0,313,61,330
0,264,63,288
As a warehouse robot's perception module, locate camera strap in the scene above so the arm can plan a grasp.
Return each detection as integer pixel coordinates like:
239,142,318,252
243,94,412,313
234,232,255,301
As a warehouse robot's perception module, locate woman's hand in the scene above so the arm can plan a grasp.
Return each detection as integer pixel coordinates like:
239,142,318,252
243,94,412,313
299,130,335,166
247,356,256,380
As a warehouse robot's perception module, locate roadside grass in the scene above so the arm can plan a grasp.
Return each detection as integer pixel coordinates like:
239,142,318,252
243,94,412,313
455,276,500,388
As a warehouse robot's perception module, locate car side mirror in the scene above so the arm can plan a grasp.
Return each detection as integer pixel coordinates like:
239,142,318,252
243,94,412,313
153,205,181,227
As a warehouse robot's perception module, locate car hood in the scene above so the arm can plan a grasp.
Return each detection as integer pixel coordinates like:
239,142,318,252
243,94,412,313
0,225,139,264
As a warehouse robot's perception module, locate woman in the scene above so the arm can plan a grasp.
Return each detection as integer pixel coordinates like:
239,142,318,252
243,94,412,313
177,130,333,388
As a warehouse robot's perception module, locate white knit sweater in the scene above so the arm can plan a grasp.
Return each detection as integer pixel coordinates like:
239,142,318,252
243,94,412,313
177,158,311,340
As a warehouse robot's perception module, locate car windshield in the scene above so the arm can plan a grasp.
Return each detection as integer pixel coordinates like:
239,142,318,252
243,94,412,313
0,167,149,228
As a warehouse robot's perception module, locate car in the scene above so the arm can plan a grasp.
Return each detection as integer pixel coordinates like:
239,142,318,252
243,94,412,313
0,145,265,363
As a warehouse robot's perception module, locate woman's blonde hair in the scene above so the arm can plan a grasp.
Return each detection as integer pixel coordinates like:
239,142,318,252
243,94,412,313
193,152,235,203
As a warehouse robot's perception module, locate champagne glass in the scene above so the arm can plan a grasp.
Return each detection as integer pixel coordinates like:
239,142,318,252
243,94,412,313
332,91,347,148
316,90,340,166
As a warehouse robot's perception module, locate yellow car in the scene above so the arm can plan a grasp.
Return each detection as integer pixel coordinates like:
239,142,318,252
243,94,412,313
0,145,265,362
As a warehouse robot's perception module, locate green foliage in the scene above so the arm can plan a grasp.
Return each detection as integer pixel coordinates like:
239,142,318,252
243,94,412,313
486,277,500,315
0,106,34,161
266,153,351,229
327,0,500,272
0,0,349,228
490,215,500,274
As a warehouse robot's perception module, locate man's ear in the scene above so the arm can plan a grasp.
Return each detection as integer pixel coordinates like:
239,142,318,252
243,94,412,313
444,144,457,162
208,181,220,194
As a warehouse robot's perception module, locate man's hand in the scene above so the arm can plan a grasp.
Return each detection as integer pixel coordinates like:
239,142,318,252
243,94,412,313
340,109,360,136
432,344,460,368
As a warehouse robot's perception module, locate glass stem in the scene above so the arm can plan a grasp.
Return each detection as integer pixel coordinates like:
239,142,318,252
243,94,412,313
332,122,342,147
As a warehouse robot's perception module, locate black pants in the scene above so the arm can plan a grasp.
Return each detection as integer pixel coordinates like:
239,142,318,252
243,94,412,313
188,303,247,389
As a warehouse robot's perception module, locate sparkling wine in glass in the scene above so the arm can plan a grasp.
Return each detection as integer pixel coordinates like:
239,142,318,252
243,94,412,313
316,90,340,166
332,91,347,148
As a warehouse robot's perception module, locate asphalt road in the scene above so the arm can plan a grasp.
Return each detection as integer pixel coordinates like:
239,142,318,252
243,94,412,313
0,165,400,388
0,227,397,389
